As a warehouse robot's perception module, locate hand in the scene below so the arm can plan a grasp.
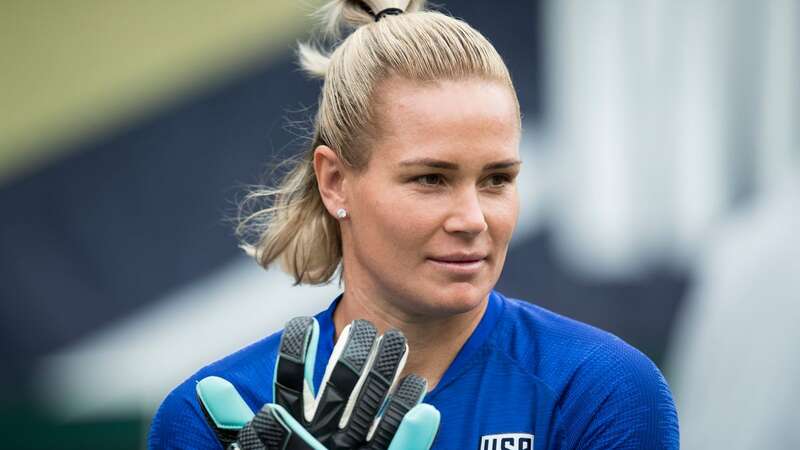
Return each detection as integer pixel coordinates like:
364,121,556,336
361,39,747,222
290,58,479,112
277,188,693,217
196,317,440,450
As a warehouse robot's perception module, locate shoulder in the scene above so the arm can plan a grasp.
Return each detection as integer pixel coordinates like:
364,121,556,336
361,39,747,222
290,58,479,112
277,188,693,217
489,291,628,379
489,291,679,448
147,330,283,449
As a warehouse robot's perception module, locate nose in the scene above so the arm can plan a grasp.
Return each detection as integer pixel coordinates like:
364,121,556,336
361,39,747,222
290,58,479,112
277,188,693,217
443,186,488,236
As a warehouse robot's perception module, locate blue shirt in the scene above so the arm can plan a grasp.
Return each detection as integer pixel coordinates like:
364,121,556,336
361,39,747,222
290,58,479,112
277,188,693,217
149,291,679,449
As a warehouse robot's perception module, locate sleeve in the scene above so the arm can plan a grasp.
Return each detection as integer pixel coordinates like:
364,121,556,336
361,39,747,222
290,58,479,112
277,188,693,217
148,382,222,450
556,341,680,450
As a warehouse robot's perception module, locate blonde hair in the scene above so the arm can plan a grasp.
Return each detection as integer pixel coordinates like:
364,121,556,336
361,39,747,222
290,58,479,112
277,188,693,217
237,0,519,284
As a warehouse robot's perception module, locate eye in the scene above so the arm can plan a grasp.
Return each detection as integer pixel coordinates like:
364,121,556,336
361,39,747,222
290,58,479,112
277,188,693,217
485,173,512,188
414,174,445,186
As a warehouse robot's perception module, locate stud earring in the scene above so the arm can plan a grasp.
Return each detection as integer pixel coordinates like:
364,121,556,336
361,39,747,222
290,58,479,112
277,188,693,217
335,208,348,219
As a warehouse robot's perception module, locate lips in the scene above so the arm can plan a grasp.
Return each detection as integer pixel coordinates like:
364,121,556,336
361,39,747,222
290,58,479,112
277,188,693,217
426,253,488,276
428,253,487,263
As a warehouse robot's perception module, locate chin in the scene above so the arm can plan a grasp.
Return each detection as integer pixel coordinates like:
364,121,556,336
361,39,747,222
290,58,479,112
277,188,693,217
413,282,490,317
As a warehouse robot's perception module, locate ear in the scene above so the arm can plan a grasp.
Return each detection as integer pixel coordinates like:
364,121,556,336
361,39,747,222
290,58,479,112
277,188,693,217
313,145,348,216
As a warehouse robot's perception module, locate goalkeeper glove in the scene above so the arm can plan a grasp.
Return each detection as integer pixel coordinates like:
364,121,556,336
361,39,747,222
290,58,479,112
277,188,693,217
196,317,440,450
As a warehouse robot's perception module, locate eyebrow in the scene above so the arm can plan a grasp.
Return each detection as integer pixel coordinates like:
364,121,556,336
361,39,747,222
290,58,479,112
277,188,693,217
399,158,521,171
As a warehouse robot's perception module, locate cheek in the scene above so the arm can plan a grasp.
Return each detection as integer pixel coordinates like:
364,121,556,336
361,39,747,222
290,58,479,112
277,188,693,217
486,194,519,244
357,186,437,257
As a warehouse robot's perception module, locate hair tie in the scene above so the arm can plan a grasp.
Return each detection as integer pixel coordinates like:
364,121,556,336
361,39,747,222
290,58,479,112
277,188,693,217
374,7,404,21
356,2,405,22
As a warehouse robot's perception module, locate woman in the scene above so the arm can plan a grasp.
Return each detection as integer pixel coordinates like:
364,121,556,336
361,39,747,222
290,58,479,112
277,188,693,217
149,1,679,448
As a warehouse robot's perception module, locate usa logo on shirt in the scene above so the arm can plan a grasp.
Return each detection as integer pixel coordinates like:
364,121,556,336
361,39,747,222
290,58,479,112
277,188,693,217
479,433,534,450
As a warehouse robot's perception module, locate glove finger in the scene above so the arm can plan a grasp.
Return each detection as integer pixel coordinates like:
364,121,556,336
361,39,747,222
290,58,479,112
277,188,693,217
366,374,427,450
311,319,378,439
340,330,408,446
386,403,440,450
275,317,319,422
196,376,255,449
239,404,326,450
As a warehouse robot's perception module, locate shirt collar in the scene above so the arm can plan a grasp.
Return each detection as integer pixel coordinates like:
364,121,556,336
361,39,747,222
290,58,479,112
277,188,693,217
311,290,505,396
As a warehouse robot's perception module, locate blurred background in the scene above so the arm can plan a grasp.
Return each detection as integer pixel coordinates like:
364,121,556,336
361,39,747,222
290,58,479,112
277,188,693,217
1,0,797,448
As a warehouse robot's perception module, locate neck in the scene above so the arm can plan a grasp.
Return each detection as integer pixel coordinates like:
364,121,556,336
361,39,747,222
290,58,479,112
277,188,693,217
332,283,488,391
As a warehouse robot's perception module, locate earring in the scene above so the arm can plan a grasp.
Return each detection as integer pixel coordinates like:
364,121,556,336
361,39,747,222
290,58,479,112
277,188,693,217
335,208,348,219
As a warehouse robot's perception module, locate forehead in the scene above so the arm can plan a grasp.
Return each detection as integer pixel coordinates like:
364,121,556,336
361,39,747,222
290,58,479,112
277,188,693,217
369,77,520,166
